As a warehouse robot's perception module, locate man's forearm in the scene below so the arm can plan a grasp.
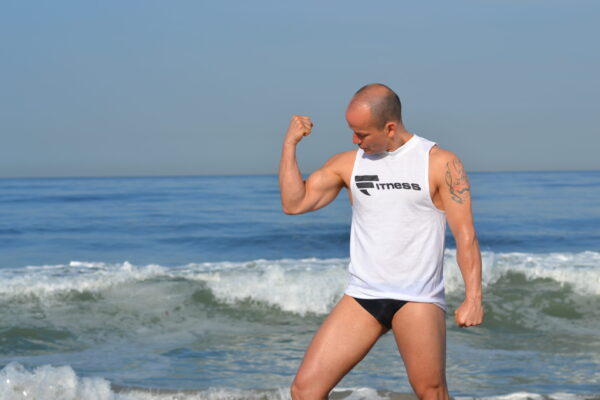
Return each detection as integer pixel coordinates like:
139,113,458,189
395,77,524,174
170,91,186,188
279,115,315,214
455,234,483,301
279,143,307,214
453,232,484,327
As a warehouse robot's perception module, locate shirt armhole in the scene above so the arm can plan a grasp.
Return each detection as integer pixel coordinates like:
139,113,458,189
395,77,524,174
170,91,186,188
425,144,446,214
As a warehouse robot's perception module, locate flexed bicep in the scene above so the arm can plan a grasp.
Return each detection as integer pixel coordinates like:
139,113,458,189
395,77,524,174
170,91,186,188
301,167,345,212
280,141,353,215
281,152,351,215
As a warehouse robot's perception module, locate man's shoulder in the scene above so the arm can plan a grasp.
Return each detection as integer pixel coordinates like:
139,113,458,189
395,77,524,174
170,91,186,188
429,145,459,167
324,149,357,169
319,150,357,185
429,145,465,182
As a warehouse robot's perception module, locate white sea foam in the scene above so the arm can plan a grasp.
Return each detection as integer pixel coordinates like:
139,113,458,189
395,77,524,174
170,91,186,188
183,258,348,315
444,250,600,295
1,261,167,299
456,392,597,400
1,363,596,400
0,362,113,400
0,362,388,400
0,250,599,317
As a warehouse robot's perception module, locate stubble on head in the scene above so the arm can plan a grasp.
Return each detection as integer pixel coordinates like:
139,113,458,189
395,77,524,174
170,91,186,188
346,84,405,154
350,83,403,130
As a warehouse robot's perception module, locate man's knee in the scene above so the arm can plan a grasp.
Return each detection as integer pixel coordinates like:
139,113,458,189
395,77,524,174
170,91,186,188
290,376,328,400
290,381,301,400
412,380,449,400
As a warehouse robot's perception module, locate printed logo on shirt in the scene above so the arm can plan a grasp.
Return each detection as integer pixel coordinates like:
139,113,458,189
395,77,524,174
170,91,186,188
355,175,421,196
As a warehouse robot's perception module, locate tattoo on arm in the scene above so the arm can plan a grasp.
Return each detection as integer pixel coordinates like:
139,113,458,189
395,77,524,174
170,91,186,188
445,159,470,204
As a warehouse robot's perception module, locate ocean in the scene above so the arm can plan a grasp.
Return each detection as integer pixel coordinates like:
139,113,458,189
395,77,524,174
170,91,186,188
0,171,599,400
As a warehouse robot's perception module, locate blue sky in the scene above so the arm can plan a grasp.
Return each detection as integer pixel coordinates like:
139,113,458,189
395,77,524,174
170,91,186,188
1,1,598,178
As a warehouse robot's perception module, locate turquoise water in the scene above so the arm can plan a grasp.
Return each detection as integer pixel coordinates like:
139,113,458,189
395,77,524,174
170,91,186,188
0,171,599,399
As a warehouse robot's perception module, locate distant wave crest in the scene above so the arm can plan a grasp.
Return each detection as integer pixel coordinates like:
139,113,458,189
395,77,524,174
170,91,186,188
2,250,599,309
0,251,599,355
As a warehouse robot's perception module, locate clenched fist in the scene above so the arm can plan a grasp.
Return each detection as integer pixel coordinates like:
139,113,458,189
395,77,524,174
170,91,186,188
284,115,313,146
454,297,484,328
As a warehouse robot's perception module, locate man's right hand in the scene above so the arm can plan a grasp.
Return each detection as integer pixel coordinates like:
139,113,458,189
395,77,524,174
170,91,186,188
284,115,313,146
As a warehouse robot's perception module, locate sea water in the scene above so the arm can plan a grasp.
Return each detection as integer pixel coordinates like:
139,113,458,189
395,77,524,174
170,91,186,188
0,171,599,399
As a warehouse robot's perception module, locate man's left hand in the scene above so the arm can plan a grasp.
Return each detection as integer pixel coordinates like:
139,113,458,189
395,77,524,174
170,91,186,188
454,298,484,327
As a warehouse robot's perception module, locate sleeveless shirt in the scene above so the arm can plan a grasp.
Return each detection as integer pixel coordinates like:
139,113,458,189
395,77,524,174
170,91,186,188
344,135,447,310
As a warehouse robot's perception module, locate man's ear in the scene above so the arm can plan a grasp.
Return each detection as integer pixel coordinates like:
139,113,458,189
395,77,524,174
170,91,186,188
385,121,396,137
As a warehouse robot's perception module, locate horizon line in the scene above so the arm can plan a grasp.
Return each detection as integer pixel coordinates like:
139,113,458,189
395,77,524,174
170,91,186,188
0,168,599,180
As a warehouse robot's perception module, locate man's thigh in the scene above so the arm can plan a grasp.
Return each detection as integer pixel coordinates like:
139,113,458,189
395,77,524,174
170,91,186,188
391,302,448,394
293,295,387,397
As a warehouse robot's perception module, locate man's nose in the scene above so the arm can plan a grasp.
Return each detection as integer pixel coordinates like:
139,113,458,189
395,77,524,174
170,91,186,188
352,134,361,145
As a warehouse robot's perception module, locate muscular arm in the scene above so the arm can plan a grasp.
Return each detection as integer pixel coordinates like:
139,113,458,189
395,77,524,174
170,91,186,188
279,115,346,215
432,148,484,327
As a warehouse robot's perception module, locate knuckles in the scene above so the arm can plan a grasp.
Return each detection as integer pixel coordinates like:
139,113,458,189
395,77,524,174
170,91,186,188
283,114,314,143
454,309,484,327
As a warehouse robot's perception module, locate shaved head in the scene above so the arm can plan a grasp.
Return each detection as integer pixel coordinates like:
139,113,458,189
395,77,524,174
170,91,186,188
349,83,402,129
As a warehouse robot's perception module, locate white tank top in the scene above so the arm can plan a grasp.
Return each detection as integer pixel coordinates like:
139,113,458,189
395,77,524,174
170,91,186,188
345,135,447,310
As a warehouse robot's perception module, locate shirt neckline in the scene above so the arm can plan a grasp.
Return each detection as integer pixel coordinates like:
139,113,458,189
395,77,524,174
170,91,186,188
385,134,418,157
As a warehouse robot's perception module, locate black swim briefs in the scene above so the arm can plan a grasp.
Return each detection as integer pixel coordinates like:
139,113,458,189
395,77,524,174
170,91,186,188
353,297,408,330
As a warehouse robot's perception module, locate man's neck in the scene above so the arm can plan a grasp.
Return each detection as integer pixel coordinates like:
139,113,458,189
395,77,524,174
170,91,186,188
386,131,414,152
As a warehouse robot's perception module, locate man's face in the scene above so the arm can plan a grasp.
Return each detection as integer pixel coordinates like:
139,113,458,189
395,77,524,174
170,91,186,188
346,105,389,154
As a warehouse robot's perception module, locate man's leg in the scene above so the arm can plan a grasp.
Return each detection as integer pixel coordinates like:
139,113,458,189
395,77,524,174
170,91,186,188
291,295,387,400
391,302,449,400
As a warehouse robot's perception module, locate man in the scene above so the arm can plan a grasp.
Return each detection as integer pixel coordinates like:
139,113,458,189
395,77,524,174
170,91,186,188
279,84,483,400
